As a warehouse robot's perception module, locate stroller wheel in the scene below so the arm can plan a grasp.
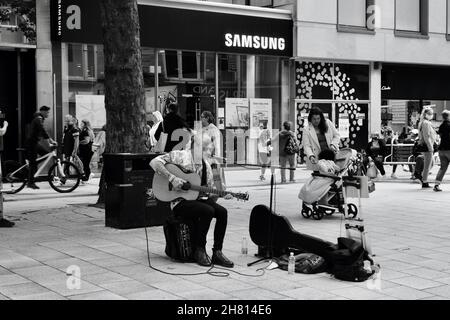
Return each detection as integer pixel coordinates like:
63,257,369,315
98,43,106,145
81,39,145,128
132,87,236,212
312,208,324,220
301,204,312,218
347,203,358,218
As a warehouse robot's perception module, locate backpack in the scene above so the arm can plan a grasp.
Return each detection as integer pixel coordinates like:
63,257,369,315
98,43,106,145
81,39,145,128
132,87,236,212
329,238,375,282
284,135,299,155
276,253,328,274
163,216,197,262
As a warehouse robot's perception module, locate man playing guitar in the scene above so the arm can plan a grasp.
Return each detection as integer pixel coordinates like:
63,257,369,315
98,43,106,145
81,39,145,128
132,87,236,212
150,133,235,268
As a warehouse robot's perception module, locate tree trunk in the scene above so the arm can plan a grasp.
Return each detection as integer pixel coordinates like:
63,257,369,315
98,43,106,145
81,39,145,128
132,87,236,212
97,0,146,204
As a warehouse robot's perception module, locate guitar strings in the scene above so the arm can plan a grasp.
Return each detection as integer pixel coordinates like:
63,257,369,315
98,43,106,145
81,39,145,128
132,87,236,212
144,228,266,278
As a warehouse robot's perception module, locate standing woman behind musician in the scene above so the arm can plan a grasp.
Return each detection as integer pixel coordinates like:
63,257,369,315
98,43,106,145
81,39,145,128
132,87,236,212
302,107,340,171
150,133,235,269
201,111,222,159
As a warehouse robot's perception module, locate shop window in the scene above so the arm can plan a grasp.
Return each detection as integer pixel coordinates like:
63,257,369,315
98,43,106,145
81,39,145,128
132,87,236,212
68,44,103,80
249,0,273,7
395,0,429,38
0,7,18,27
162,50,204,81
337,0,375,34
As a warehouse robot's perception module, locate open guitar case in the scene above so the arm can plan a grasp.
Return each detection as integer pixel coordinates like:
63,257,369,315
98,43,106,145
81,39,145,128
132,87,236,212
249,205,375,279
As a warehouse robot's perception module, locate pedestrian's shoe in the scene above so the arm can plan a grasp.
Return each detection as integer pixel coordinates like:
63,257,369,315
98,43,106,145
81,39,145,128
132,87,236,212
0,218,15,228
212,250,234,268
259,175,266,181
194,247,211,267
391,174,398,179
281,180,287,184
289,179,296,183
422,183,431,189
27,183,40,190
434,185,443,192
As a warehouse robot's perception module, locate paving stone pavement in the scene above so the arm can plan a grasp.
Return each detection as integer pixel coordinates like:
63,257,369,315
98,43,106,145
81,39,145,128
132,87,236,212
1,166,450,300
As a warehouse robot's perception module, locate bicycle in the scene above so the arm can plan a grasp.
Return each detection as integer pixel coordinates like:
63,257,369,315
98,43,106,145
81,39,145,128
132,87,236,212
1,144,82,194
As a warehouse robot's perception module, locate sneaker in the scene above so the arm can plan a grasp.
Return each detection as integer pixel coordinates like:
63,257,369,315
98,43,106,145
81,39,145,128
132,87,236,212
259,175,266,181
194,247,211,267
89,173,95,180
281,180,287,184
391,174,398,179
289,179,296,183
27,183,40,190
0,218,15,228
422,183,431,189
434,185,443,192
212,250,234,268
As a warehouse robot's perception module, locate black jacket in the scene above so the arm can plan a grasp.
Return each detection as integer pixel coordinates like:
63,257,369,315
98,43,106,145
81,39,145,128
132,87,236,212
438,120,450,151
26,112,50,146
366,138,387,159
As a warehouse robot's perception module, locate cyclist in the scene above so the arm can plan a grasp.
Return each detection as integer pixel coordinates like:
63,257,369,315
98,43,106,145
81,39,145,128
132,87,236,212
25,106,56,189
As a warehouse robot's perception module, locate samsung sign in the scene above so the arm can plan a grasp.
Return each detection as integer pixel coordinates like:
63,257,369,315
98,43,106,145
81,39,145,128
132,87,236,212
225,34,286,51
50,0,293,57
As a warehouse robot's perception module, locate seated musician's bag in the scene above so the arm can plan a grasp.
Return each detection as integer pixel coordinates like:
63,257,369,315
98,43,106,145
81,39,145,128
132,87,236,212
163,215,197,262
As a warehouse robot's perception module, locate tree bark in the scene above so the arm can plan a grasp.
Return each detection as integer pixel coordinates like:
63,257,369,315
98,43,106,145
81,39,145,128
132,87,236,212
99,0,147,154
96,0,147,205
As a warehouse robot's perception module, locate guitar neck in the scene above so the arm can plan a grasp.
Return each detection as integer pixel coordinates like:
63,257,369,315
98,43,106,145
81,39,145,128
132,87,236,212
190,185,234,198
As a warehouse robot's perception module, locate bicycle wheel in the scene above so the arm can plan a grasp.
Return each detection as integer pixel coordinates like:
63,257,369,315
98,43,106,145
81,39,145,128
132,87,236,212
48,161,81,193
1,160,27,194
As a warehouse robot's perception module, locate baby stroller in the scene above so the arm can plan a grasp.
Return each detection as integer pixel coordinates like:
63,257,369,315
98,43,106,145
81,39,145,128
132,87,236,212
299,148,364,220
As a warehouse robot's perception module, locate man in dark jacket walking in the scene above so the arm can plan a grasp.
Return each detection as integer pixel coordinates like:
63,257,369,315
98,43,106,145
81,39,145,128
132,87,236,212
25,106,56,189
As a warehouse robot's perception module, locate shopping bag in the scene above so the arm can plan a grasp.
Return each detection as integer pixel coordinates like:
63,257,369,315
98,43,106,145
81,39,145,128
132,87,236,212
366,161,378,179
71,154,85,176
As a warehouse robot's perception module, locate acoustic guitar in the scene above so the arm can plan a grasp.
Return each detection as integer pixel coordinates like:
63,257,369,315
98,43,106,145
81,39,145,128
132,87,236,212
152,164,249,202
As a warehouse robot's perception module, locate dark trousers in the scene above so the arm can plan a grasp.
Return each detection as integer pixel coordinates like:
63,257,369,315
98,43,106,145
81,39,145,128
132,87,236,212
173,198,228,251
26,143,47,184
373,159,385,176
79,146,93,179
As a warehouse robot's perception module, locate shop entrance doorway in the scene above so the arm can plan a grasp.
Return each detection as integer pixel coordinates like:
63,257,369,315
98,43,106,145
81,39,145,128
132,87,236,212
179,95,215,129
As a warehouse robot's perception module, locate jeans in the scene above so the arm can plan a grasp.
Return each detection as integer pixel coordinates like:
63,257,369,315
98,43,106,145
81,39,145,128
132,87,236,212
280,155,296,182
436,150,450,183
259,152,272,176
173,198,228,251
421,151,434,183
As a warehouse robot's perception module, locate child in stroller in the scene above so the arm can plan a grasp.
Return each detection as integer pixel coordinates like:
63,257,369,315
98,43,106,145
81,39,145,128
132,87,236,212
298,148,360,220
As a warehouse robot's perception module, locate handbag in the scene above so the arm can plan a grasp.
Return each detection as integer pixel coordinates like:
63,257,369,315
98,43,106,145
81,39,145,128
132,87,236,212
71,154,85,175
366,161,378,179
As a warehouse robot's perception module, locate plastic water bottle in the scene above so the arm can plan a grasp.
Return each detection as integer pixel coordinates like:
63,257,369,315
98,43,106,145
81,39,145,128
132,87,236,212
241,237,248,255
288,252,295,275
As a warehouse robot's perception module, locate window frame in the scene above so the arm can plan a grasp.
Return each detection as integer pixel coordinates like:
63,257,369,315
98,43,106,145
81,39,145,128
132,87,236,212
68,43,100,81
161,50,204,83
447,0,450,40
337,0,376,35
394,0,429,39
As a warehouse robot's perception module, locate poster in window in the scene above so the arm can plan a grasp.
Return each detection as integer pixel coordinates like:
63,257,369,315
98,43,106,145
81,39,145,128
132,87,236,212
249,99,272,139
338,113,350,139
225,98,249,128
75,95,106,129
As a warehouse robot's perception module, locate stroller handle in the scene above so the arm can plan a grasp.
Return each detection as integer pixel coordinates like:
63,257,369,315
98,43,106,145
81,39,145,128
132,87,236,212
311,172,341,182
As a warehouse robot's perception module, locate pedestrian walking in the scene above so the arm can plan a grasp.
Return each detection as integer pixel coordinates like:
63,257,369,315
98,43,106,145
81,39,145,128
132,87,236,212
434,110,450,192
149,111,163,151
92,125,106,167
25,106,56,189
62,115,80,163
385,128,399,179
79,119,95,182
418,107,438,189
302,107,340,171
272,121,299,183
257,123,272,181
365,132,387,179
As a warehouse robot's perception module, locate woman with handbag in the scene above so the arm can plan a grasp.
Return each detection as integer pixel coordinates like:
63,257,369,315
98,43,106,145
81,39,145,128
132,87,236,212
418,107,438,189
257,123,272,181
365,132,387,179
433,110,450,192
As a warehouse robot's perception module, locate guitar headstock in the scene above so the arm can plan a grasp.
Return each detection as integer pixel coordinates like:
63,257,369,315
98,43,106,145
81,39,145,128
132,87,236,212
234,192,250,202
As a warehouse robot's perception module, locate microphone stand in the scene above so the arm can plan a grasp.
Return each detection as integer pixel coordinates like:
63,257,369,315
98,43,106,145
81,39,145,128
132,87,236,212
247,170,276,267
